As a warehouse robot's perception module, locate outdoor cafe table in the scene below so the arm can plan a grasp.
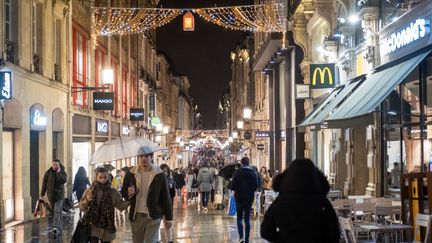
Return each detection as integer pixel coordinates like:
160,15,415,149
357,223,412,243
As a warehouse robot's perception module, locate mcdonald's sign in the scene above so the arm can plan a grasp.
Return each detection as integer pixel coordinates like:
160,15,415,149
310,63,338,89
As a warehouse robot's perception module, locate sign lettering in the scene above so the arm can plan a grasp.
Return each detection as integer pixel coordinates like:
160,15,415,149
130,108,145,121
255,131,271,138
380,18,430,56
96,120,108,133
33,110,47,126
0,72,12,99
93,92,114,110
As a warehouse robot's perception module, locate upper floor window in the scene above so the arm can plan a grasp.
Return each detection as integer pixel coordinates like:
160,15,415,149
73,27,88,107
4,0,17,63
32,2,43,74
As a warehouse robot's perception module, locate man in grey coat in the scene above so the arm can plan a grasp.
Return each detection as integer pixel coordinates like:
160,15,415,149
197,164,213,212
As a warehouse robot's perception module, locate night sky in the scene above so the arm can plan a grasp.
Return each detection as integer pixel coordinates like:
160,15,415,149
156,0,253,129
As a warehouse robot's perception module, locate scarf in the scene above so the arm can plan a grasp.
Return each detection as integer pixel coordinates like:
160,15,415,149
82,181,116,233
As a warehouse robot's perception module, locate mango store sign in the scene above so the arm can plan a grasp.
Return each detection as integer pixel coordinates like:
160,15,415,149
96,120,108,133
380,18,430,56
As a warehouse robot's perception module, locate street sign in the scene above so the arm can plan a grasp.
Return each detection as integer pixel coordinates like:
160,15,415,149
296,84,310,99
93,92,114,110
244,131,252,140
257,144,265,150
255,131,271,138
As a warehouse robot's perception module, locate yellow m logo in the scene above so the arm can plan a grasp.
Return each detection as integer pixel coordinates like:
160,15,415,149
312,67,333,86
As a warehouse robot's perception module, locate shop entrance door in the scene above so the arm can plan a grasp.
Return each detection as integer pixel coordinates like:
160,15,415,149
30,131,39,210
2,131,14,222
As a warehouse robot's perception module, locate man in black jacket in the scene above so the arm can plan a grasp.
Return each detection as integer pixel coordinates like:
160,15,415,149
121,151,173,243
231,157,260,243
40,159,67,235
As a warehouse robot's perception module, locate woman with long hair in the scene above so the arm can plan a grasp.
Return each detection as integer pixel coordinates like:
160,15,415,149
79,167,129,243
159,164,175,243
73,166,91,202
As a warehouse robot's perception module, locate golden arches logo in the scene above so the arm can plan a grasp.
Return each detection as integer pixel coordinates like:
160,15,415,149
312,67,333,86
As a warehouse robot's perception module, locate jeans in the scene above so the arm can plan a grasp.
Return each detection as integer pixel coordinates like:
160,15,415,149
50,200,63,230
236,202,252,243
130,213,161,243
201,191,210,207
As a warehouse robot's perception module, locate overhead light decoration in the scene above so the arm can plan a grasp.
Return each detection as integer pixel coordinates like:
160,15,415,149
349,15,360,23
92,3,287,36
183,11,195,31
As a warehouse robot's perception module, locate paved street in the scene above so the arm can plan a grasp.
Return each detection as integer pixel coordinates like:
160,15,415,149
0,199,265,243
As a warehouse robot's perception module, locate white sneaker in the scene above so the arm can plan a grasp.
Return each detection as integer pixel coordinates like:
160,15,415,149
239,239,245,243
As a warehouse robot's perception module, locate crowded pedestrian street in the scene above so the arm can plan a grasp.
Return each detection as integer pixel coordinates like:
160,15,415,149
0,200,263,243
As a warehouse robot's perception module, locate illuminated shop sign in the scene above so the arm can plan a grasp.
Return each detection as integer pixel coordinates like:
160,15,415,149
380,18,430,56
150,116,161,127
310,64,338,89
32,110,47,126
96,120,108,133
130,108,145,121
122,125,130,135
93,92,114,110
255,131,271,138
0,71,12,99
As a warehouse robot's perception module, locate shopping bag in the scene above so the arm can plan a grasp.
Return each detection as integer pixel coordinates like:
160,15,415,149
214,194,223,204
71,220,90,243
33,199,51,218
228,193,236,216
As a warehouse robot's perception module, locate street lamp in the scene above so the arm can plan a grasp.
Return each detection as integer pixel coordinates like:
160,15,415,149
232,131,238,139
228,136,234,143
243,107,252,120
176,137,181,143
237,120,244,130
162,126,170,134
179,141,185,147
102,68,114,85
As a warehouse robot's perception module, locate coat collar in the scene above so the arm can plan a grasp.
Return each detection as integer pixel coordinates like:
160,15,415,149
130,164,162,175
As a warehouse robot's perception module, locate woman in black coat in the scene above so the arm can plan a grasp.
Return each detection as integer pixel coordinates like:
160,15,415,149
261,158,340,243
73,166,91,201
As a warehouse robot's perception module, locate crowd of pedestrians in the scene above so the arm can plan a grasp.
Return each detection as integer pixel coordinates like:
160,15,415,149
39,149,339,243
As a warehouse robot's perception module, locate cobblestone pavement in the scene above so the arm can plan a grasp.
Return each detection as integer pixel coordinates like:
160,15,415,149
0,198,266,243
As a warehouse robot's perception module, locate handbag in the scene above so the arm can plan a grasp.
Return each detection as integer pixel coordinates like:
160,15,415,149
192,175,199,188
214,194,223,204
71,220,90,243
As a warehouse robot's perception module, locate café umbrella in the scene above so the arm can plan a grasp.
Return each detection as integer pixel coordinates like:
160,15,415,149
90,137,163,164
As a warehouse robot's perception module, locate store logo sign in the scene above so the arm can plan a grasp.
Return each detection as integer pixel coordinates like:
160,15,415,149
32,110,47,126
310,64,338,89
93,92,114,110
122,125,130,135
0,72,12,99
96,120,108,133
380,18,430,56
130,108,145,121
255,131,271,138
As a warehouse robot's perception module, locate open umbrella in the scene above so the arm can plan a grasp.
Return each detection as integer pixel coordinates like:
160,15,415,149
91,137,163,164
218,162,241,180
121,166,130,172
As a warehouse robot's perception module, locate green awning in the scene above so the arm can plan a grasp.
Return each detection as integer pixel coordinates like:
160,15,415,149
326,48,432,128
298,76,365,128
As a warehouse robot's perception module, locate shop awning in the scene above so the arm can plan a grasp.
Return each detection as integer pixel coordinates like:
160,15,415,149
325,48,432,128
298,76,365,128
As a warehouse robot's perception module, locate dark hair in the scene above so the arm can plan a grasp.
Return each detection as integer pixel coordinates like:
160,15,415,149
95,167,109,176
160,164,171,176
74,166,88,182
116,170,122,173
240,157,250,166
52,159,61,164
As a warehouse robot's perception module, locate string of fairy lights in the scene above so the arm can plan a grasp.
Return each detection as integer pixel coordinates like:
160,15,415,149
91,2,287,36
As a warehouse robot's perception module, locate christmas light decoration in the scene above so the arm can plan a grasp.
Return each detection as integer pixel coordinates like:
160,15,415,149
91,3,287,36
92,7,181,36
195,3,286,32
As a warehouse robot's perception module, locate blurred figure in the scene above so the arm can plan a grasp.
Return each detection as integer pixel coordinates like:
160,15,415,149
79,167,129,243
261,158,339,243
197,163,213,213
73,167,91,202
112,170,124,192
173,168,186,200
231,157,260,243
260,167,271,190
390,162,401,188
160,164,175,243
186,169,197,203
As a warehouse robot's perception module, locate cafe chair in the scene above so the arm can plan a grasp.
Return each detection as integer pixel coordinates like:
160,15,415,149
411,214,431,243
339,216,376,243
